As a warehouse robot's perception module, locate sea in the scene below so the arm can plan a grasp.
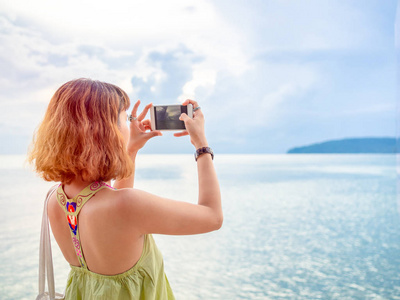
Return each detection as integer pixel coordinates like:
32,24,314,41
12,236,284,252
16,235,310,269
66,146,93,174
0,154,399,300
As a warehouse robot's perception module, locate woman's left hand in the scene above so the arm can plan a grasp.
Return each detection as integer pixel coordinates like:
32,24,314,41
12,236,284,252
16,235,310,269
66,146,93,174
127,100,162,154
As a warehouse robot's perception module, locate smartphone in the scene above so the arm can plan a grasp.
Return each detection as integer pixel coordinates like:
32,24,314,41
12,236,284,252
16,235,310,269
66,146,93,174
150,104,193,131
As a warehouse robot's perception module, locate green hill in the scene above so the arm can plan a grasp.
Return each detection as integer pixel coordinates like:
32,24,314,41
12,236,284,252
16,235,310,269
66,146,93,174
287,137,398,154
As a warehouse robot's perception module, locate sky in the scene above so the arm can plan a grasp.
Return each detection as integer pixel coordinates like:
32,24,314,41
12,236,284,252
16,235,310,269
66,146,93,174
0,0,398,154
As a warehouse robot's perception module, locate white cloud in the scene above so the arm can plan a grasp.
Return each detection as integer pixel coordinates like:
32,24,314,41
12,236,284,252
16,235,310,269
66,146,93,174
3,1,213,43
0,17,127,91
179,67,217,101
1,0,249,74
201,60,319,135
0,0,395,153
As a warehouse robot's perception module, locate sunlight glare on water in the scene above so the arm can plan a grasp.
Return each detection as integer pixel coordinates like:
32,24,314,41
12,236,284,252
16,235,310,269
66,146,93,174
0,154,399,299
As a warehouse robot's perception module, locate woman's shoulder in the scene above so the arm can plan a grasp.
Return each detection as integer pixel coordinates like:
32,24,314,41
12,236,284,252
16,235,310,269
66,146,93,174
104,187,173,235
108,187,143,203
97,187,150,226
110,188,156,218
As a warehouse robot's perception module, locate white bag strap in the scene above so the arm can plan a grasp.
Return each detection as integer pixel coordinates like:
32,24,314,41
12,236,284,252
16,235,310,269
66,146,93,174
37,184,63,300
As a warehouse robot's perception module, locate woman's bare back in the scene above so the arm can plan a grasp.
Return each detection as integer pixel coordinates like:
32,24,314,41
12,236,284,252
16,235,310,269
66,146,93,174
48,185,145,275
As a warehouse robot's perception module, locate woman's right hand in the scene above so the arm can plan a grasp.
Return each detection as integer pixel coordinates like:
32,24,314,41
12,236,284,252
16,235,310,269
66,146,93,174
127,100,162,154
174,99,208,149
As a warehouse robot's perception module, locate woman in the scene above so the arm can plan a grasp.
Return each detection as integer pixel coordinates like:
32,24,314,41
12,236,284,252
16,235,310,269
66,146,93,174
28,78,222,299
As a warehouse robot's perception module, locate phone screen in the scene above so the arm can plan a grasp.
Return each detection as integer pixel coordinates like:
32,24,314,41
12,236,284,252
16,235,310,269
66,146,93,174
154,105,187,130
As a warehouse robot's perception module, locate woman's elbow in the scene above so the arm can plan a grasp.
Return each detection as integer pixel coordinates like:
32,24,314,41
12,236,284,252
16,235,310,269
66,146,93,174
213,213,224,231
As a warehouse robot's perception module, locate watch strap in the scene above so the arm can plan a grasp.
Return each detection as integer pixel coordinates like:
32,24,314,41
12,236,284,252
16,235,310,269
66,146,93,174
195,147,214,161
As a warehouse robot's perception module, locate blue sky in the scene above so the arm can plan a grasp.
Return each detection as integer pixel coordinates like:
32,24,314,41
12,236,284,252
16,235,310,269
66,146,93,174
0,0,398,154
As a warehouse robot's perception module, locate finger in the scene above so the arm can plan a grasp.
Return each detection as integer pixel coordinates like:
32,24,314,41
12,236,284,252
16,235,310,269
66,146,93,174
131,100,141,117
179,113,191,122
138,103,152,121
138,122,146,132
154,130,162,136
182,99,199,108
174,130,189,137
193,108,204,119
145,130,162,138
142,119,151,127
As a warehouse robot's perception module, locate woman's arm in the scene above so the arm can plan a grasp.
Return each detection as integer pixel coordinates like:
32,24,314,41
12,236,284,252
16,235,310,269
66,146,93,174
196,149,222,227
118,183,222,235
116,99,222,235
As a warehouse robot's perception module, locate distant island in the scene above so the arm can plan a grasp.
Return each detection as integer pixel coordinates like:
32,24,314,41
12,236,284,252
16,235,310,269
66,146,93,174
287,137,398,154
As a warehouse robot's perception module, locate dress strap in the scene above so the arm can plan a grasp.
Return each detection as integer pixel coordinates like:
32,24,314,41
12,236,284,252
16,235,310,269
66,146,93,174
56,181,115,269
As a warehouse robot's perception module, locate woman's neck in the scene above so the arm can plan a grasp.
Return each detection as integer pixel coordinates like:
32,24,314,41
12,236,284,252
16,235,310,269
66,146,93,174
63,178,112,199
62,178,93,199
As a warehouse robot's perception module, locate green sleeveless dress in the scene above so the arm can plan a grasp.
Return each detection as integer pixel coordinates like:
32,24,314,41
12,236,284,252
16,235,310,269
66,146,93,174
56,181,175,300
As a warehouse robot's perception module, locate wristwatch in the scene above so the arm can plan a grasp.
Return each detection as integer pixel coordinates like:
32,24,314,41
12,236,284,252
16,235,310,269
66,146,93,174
195,147,214,161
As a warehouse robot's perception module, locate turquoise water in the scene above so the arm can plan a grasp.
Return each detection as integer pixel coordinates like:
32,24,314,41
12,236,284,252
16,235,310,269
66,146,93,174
1,154,399,299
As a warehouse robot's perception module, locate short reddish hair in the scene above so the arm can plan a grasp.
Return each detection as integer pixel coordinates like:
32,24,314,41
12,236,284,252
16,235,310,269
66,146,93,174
28,78,133,183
